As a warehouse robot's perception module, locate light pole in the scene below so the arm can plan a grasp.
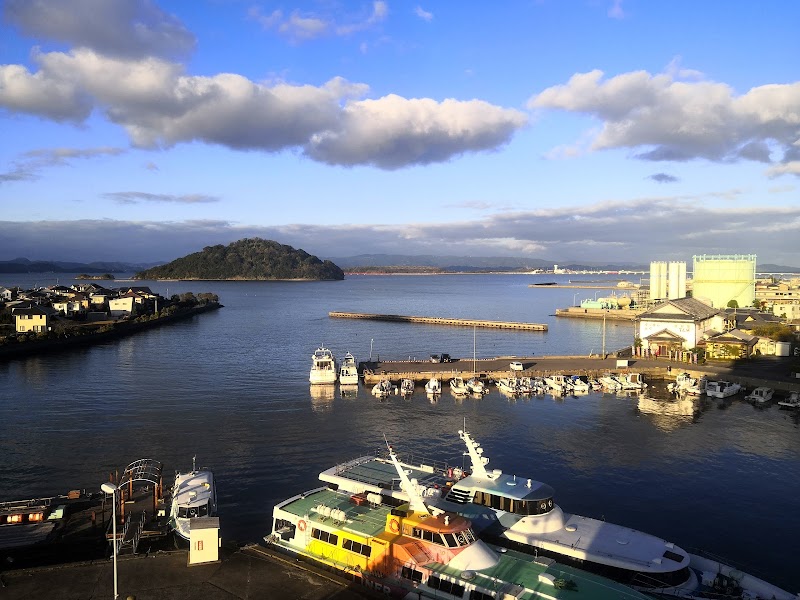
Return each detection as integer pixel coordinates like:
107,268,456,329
101,482,119,600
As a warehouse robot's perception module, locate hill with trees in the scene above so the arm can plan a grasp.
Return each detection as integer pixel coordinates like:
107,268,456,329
133,239,344,281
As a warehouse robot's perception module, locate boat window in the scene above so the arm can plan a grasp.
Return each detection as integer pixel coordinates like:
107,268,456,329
343,538,372,557
427,576,465,598
401,566,423,583
311,528,338,546
470,590,494,600
198,502,209,517
443,533,458,547
516,497,554,516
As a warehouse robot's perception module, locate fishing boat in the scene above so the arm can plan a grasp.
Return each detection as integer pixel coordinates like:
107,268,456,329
317,427,799,600
269,443,653,600
617,372,647,390
449,377,469,395
424,377,441,395
338,352,359,385
400,379,414,396
495,377,521,395
372,379,396,398
568,375,590,393
466,377,486,395
705,380,742,399
598,373,622,391
777,391,800,409
309,346,337,384
744,387,774,404
169,457,217,542
667,372,695,394
544,374,572,394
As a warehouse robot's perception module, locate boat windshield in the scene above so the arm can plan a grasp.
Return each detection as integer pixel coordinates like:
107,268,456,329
473,490,555,516
410,526,476,548
178,501,210,519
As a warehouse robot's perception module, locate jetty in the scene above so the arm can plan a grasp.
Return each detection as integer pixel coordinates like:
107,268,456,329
555,307,644,321
329,311,547,331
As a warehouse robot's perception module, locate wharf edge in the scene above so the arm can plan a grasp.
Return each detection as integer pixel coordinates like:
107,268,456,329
329,311,547,331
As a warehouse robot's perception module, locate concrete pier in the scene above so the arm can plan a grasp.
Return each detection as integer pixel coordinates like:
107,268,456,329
329,311,547,331
555,307,644,321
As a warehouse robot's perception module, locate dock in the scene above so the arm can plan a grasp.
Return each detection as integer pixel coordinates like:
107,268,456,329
329,311,547,331
555,307,644,321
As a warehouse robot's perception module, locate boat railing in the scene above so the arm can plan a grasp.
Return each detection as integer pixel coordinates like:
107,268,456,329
132,510,146,554
687,547,779,585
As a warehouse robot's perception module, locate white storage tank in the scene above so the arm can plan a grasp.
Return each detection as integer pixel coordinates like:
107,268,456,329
775,341,790,357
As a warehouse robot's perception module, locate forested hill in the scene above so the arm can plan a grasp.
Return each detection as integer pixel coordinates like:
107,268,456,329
133,239,345,280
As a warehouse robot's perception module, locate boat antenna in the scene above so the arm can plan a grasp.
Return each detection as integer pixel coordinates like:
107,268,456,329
192,455,196,472
383,436,432,515
458,421,492,480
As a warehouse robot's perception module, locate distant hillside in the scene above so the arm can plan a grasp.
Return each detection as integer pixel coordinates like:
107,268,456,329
0,257,158,274
329,254,650,272
134,238,344,281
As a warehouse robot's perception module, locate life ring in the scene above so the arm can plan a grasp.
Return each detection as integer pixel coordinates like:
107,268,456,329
389,519,400,533
298,519,307,532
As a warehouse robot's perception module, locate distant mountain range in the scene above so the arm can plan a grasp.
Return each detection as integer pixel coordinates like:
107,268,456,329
2,254,798,275
0,257,160,274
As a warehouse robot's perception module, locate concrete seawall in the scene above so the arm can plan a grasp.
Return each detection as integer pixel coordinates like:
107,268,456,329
329,311,547,331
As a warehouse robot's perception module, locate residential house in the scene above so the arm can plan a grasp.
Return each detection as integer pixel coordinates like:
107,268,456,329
0,286,16,301
12,305,51,334
52,299,86,317
699,329,758,360
108,295,138,317
636,297,723,354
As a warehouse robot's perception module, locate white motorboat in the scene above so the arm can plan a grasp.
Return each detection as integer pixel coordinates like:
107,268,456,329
495,377,521,394
424,377,441,395
599,373,622,391
777,391,800,409
317,428,799,600
466,377,486,395
544,374,572,394
617,372,647,390
683,375,707,396
705,380,742,399
309,346,337,384
338,352,359,385
667,372,695,394
371,379,396,398
744,386,774,404
169,457,217,542
568,375,590,393
449,377,469,395
400,378,414,396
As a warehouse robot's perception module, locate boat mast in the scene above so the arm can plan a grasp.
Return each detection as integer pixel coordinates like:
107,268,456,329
459,422,491,480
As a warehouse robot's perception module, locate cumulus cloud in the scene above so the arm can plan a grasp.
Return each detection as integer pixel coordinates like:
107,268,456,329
0,146,125,184
0,48,525,168
529,69,800,175
248,1,387,42
103,192,220,204
648,173,678,183
3,0,195,60
2,196,799,265
306,95,528,169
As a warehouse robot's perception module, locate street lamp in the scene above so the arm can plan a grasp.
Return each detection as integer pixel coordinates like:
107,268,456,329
101,482,119,600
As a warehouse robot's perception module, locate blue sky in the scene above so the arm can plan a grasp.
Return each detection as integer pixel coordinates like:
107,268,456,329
1,0,799,266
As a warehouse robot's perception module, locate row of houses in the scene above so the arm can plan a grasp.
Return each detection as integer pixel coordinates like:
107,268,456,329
637,297,795,359
1,283,163,334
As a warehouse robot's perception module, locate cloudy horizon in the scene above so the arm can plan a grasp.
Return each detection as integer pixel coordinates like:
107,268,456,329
2,1,798,267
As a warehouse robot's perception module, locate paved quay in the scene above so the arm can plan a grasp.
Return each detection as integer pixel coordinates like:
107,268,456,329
0,544,377,600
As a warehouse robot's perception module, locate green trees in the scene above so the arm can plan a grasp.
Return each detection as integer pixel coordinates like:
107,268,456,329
727,299,739,308
134,238,344,281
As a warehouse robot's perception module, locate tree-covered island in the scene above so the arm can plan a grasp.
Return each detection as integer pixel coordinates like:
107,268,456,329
134,238,344,280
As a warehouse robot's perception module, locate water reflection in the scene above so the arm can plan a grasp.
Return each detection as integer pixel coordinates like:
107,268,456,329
637,396,700,432
309,384,335,410
339,384,359,399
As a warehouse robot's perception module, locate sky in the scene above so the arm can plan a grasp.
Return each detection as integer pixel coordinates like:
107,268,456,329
1,0,799,266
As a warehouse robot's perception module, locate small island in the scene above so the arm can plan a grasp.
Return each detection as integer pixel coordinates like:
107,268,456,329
134,238,344,281
76,273,115,280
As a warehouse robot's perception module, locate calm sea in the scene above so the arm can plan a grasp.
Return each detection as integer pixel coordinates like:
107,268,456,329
1,273,798,590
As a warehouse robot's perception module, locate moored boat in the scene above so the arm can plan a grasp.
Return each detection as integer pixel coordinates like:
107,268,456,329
425,377,441,395
777,391,800,409
270,444,653,600
449,377,469,395
466,377,486,395
683,375,707,396
169,457,217,542
744,386,774,404
338,352,359,385
309,346,337,384
372,379,396,398
705,380,741,399
400,378,414,396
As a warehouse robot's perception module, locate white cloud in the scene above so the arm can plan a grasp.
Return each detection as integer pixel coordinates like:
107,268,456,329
766,161,800,177
3,0,195,59
415,6,433,22
103,192,219,204
305,95,528,169
529,69,800,172
0,48,526,168
0,146,125,184
249,1,387,42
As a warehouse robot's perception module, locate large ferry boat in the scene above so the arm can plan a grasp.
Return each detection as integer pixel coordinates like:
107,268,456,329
319,427,798,600
309,346,337,384
268,442,652,600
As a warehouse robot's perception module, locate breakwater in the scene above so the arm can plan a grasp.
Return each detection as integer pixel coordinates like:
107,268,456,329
555,307,643,321
329,311,547,331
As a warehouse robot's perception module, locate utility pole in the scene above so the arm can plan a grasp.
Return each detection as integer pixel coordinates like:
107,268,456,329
602,311,606,358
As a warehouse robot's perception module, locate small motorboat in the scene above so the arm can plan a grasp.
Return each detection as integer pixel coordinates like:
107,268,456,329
744,387,774,404
424,377,441,395
371,379,396,398
777,391,800,409
706,380,742,399
466,377,486,394
338,352,359,385
449,377,469,395
400,378,414,396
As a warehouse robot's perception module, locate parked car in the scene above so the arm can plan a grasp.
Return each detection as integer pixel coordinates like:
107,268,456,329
430,354,440,363
441,353,452,363
510,361,523,371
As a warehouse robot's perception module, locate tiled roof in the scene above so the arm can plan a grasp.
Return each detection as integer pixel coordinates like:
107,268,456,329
638,297,719,321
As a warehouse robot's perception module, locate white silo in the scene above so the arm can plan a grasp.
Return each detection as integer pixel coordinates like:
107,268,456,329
667,261,687,299
650,261,667,301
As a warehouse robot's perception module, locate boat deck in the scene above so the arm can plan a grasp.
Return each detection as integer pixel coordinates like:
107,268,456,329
278,488,392,539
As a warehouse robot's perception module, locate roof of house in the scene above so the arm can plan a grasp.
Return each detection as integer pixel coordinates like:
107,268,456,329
642,328,687,342
701,328,758,345
11,305,51,316
637,297,719,322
